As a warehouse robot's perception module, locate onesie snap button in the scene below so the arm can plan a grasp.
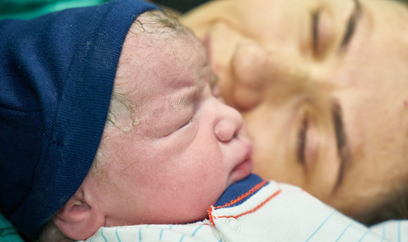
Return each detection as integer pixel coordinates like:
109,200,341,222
227,218,241,231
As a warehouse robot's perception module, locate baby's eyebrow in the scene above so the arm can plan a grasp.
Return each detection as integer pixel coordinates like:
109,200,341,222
173,84,202,109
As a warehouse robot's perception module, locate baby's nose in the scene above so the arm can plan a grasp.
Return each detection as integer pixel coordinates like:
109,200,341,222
215,119,237,142
214,104,243,142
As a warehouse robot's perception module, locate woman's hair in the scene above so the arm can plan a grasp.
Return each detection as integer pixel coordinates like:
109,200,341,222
397,0,408,5
358,181,408,226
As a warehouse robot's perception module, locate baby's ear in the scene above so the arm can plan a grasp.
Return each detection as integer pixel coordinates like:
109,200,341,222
53,187,105,240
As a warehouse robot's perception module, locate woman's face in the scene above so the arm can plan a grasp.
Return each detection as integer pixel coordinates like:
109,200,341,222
180,0,408,219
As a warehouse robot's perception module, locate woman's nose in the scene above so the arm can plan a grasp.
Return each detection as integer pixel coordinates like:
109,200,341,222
214,101,243,142
230,42,267,111
230,41,307,110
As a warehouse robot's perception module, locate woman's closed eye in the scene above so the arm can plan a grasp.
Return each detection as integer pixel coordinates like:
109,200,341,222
297,117,308,164
312,11,320,55
297,113,319,166
311,8,332,58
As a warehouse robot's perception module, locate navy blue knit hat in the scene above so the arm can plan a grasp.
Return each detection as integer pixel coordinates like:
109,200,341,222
0,0,158,239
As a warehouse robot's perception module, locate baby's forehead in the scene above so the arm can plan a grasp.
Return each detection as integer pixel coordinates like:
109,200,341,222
116,29,207,99
109,11,210,133
125,10,201,53
116,11,207,85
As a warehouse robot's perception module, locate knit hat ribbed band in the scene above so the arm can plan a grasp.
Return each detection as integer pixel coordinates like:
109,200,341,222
0,0,159,239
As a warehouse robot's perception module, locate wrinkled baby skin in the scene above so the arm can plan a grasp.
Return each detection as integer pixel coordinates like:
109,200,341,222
54,11,254,240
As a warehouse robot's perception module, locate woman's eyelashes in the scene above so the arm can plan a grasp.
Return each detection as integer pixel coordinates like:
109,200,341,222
312,11,320,55
311,8,332,58
297,116,308,164
296,111,321,167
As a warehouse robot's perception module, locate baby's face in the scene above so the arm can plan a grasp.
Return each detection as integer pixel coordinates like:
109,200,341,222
85,12,252,227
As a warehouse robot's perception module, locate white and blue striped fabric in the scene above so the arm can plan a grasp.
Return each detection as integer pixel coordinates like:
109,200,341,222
370,220,408,242
82,180,408,242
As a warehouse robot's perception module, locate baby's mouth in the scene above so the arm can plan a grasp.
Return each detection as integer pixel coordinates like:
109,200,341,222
229,155,253,185
229,138,253,185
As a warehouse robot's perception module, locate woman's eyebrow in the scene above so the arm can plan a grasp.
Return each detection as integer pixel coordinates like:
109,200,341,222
331,101,351,193
340,0,362,50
